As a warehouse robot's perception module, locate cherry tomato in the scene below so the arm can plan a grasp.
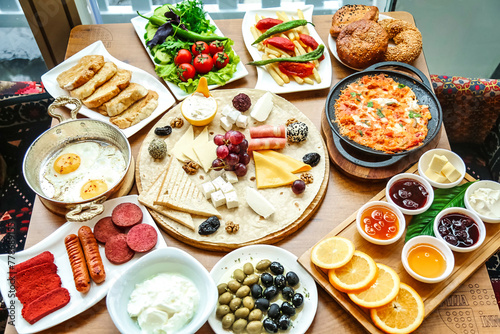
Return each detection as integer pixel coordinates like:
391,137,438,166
278,62,315,78
262,37,295,52
177,63,196,82
255,18,283,30
209,40,225,56
213,52,229,69
191,41,209,56
174,49,192,65
193,54,213,74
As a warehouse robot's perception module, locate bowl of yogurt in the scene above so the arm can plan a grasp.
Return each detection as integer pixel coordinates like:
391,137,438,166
464,180,500,223
107,247,218,334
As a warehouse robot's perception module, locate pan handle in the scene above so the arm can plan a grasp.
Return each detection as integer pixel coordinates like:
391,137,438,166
47,96,82,123
365,61,431,90
65,196,106,222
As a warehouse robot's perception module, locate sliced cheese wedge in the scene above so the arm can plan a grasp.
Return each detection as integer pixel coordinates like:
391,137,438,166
155,156,221,218
138,168,195,230
170,125,194,162
184,126,209,165
246,187,275,219
257,150,312,173
253,151,299,189
194,139,217,173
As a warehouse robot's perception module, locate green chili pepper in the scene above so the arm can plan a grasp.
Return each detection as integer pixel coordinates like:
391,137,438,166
251,19,312,45
247,45,324,66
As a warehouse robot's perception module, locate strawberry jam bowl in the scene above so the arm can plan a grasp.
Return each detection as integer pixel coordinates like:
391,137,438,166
356,201,405,245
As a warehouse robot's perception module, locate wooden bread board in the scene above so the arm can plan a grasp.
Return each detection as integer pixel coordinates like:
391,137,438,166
298,165,500,333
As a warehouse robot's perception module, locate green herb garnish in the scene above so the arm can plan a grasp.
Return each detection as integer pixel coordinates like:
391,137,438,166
350,92,357,97
409,110,422,118
367,101,373,108
362,120,370,126
357,130,364,136
398,83,406,88
376,108,385,118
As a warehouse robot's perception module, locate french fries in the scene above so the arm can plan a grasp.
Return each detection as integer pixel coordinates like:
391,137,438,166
251,10,322,86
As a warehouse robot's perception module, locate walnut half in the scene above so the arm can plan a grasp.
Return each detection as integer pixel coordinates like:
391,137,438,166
300,172,314,184
225,221,239,234
182,161,200,175
170,117,184,128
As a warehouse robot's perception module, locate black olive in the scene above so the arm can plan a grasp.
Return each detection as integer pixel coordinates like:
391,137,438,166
292,292,304,307
280,301,296,317
302,152,321,167
198,216,220,235
261,272,274,287
274,274,286,289
282,286,295,300
286,271,300,286
255,298,270,311
269,262,284,275
277,314,291,330
154,125,172,136
251,284,263,299
268,303,281,319
263,318,278,333
263,285,278,300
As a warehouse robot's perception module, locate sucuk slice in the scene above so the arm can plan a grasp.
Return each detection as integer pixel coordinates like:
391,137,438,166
16,274,62,306
310,236,355,269
11,251,54,277
126,224,158,252
111,203,143,227
105,234,135,264
93,216,123,244
15,262,58,288
21,287,70,325
328,250,378,293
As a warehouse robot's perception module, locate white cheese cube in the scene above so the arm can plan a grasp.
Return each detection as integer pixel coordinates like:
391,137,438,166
429,154,448,173
250,92,274,122
212,176,227,191
424,168,448,183
221,105,233,117
211,190,226,208
225,191,239,209
245,187,275,219
236,114,248,128
227,108,240,124
220,116,233,131
201,181,216,199
224,171,239,184
441,162,462,182
220,182,235,194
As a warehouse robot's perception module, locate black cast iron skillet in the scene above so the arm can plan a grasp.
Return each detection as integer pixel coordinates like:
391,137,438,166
325,62,442,167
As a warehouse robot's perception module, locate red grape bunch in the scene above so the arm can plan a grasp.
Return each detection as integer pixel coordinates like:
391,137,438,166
212,130,250,176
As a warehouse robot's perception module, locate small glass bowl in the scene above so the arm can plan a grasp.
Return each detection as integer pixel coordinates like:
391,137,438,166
418,148,465,189
386,173,434,215
356,201,406,245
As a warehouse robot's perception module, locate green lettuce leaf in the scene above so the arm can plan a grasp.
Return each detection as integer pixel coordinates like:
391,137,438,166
405,181,475,242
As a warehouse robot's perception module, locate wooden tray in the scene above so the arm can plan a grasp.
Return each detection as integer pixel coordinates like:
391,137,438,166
298,165,500,333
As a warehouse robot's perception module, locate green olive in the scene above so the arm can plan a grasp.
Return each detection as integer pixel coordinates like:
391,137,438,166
227,279,241,292
235,307,250,319
218,291,233,305
232,318,247,333
217,283,228,295
243,262,254,275
242,296,255,309
229,297,242,312
243,273,259,286
248,308,263,322
221,313,235,329
233,269,246,282
256,259,271,271
246,320,263,334
235,285,250,298
216,305,230,318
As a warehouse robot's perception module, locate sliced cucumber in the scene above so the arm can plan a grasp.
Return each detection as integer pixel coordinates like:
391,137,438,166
145,22,157,43
154,4,173,19
153,49,172,65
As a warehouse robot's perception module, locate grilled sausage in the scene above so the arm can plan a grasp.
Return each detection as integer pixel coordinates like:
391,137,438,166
78,226,106,284
64,234,91,293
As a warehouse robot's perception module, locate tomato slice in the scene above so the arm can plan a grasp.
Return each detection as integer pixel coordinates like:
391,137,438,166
262,37,295,52
255,18,283,30
278,62,315,78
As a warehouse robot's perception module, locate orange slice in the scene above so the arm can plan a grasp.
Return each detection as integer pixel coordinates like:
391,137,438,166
311,236,355,269
195,76,210,97
328,250,378,293
348,263,400,308
370,283,425,334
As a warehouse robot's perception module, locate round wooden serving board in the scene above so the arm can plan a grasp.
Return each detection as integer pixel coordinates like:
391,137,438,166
136,89,329,252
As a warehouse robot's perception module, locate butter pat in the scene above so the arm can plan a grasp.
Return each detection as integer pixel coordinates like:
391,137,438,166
224,171,239,184
225,191,239,209
424,168,448,183
201,181,216,199
441,161,461,182
212,176,227,191
246,187,275,219
429,154,449,173
211,190,226,207
250,92,274,122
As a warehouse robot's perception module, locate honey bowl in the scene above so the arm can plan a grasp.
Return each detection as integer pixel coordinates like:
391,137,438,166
356,201,405,245
402,235,454,283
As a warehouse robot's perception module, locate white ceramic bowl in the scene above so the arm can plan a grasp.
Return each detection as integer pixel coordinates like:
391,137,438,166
433,207,486,253
356,201,406,245
386,173,434,215
418,148,466,188
107,247,218,334
464,180,500,223
401,235,454,283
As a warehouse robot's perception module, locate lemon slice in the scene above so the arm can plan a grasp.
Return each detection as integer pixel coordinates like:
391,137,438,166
328,250,378,293
310,236,355,269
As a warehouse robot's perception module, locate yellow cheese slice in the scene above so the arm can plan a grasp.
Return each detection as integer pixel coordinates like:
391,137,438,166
184,126,209,165
257,150,312,173
194,139,217,173
170,125,194,162
253,151,298,189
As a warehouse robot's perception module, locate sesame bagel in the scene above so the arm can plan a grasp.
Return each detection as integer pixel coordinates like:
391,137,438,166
379,19,423,63
330,4,379,38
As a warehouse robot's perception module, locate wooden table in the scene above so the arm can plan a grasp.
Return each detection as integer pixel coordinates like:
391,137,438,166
7,12,499,334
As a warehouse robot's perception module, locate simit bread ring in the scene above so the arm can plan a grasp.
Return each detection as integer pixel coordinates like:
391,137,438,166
336,19,389,69
378,19,423,63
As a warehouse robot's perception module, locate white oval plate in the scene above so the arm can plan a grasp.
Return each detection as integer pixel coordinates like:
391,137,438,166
242,5,332,94
208,245,318,333
0,195,167,334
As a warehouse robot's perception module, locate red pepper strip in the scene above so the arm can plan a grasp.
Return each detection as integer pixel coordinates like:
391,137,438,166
262,37,295,52
278,62,315,78
298,34,324,61
255,18,283,30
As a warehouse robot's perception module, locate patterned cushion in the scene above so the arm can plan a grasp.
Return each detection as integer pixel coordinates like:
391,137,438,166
431,75,500,144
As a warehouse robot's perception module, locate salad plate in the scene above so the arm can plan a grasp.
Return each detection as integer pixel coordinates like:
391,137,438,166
131,11,248,101
0,195,166,334
242,5,332,94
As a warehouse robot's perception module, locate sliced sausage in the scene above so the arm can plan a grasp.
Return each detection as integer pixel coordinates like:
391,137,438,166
78,226,106,284
93,216,123,244
126,224,158,253
105,234,135,264
11,251,54,278
111,203,143,227
21,287,70,325
64,234,91,293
